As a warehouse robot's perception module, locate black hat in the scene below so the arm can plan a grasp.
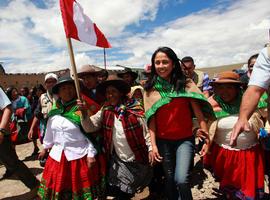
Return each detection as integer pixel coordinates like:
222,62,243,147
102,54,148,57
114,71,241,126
117,67,138,80
52,76,75,94
97,74,130,95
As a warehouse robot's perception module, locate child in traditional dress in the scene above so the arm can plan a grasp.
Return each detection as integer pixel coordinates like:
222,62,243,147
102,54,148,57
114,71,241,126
79,74,153,200
37,76,104,200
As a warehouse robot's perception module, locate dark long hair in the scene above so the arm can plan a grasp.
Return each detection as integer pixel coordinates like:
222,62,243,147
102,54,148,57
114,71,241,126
36,84,46,94
144,47,186,92
247,53,259,68
6,86,18,101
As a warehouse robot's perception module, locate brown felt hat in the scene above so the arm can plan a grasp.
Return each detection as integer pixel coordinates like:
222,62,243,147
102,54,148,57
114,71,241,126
210,71,241,85
77,64,103,77
96,74,131,95
117,68,138,80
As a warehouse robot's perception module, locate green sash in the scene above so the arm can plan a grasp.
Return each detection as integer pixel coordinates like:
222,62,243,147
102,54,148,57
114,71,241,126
48,99,80,125
213,92,268,119
145,77,214,122
48,99,102,153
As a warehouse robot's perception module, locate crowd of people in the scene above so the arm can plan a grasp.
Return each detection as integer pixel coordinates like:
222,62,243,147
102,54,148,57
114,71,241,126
0,44,270,200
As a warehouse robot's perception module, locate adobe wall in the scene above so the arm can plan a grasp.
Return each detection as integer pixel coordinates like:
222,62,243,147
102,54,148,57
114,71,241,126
0,67,70,90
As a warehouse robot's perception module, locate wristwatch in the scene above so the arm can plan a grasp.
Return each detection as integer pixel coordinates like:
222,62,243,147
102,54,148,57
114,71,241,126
0,128,9,136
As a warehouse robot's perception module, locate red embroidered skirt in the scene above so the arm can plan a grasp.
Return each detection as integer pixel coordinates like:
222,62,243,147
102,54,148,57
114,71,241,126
38,152,106,200
204,143,265,199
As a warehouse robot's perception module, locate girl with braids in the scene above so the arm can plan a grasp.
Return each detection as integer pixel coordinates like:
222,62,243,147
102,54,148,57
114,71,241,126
144,46,214,200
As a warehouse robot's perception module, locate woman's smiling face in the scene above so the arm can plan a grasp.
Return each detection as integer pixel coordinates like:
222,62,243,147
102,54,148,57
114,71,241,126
105,85,123,106
214,83,239,103
58,83,76,103
154,52,173,81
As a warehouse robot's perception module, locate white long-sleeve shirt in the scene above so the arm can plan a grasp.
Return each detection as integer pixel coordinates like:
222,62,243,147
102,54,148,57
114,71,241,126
43,115,97,162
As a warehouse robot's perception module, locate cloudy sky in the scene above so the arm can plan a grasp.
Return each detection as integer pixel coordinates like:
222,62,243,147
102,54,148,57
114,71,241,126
0,0,269,73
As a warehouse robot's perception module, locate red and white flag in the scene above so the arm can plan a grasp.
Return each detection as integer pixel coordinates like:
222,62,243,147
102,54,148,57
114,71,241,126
60,0,111,48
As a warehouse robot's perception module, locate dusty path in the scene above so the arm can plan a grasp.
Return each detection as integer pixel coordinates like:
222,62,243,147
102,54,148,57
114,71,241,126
0,142,223,200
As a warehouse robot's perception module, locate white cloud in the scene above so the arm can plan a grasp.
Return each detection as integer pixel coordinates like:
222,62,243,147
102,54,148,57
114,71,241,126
0,0,269,74
119,0,270,68
0,0,160,72
78,0,160,34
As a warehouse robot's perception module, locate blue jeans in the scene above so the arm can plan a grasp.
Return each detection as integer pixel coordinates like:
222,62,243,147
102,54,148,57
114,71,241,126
157,136,195,200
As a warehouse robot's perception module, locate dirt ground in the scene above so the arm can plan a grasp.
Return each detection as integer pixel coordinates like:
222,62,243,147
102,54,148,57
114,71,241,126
0,141,227,200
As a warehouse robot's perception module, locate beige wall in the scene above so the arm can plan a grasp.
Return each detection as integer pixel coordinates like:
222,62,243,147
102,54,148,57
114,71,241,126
0,69,70,90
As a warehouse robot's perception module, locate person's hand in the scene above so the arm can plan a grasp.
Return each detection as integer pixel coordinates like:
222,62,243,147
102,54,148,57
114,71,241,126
148,151,155,166
77,99,87,111
27,128,34,140
77,99,88,118
38,149,48,160
195,129,210,157
86,157,96,168
195,129,209,142
230,118,250,146
151,145,163,163
200,143,210,157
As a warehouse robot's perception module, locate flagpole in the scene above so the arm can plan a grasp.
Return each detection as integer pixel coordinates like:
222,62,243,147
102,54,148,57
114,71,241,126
66,38,82,101
103,48,107,70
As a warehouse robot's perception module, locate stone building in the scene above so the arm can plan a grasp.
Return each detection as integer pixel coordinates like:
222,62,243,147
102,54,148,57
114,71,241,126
0,63,70,90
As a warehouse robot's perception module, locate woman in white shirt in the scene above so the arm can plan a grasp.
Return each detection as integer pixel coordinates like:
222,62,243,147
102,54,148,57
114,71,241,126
37,77,104,200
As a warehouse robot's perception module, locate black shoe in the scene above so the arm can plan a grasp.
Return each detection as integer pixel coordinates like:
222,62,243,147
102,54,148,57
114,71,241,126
39,158,47,167
31,148,39,156
2,169,14,179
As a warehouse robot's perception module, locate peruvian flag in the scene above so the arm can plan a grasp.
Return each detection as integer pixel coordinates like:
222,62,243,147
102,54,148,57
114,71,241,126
60,0,111,48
